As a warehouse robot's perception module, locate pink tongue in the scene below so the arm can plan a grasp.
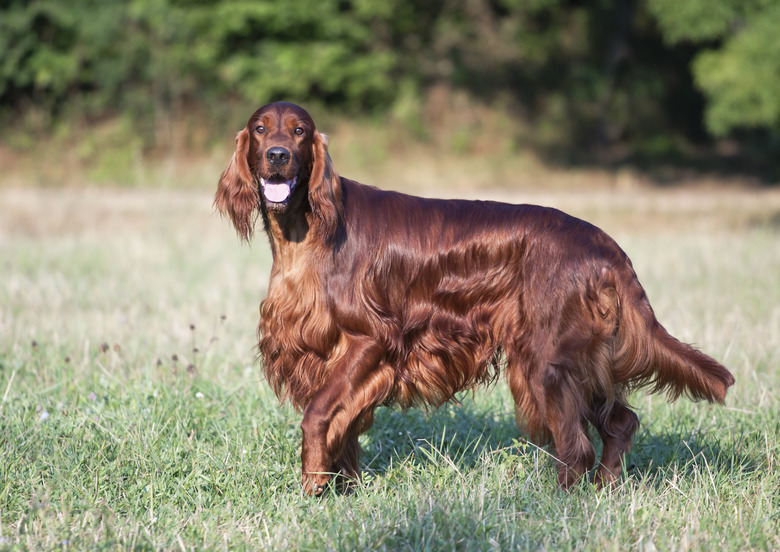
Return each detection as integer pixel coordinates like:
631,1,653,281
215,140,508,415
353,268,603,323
263,182,291,203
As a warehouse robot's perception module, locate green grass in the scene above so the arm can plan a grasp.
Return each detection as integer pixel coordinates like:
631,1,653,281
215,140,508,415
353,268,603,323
1,186,779,550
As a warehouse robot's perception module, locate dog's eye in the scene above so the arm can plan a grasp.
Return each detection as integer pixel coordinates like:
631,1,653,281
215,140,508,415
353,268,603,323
255,124,266,134
294,127,304,136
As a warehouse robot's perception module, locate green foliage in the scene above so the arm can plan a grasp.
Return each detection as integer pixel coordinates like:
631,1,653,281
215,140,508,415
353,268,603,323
0,2,81,104
1,0,780,154
193,0,399,108
0,0,402,131
646,0,742,44
693,7,780,135
648,0,780,136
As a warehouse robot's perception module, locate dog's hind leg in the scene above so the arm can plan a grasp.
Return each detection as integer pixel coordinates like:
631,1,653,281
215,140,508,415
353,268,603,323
506,348,595,486
590,398,639,487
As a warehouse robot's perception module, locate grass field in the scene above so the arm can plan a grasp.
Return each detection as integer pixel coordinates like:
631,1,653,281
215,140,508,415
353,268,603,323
1,183,779,550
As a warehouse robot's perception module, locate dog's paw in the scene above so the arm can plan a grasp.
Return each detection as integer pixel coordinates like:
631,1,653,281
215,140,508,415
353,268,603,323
302,472,331,496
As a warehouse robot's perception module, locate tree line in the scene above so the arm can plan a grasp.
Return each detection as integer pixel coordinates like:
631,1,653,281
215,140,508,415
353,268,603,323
1,0,778,165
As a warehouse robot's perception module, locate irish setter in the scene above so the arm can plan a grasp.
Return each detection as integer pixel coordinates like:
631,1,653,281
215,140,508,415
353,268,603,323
215,101,734,494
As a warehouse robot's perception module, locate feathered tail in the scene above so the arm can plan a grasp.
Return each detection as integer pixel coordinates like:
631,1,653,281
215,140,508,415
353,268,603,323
610,269,735,403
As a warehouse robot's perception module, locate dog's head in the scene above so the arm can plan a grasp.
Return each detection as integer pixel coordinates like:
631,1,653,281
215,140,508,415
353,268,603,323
215,102,341,241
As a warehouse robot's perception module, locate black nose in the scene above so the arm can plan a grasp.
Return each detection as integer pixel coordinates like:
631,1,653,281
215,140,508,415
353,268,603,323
266,147,290,167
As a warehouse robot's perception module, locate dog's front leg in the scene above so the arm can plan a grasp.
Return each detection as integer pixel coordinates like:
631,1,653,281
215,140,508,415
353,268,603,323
299,338,390,496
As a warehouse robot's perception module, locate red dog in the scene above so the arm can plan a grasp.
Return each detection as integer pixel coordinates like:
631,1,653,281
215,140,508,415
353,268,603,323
215,102,734,494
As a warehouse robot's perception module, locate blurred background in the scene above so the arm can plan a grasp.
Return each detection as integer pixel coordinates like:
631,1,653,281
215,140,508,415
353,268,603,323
1,0,779,191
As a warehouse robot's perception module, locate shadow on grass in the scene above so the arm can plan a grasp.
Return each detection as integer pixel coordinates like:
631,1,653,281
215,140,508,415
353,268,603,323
356,401,756,489
626,424,760,487
360,400,521,476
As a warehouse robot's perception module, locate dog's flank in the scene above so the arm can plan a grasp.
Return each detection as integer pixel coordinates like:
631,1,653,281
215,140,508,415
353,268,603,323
216,102,735,494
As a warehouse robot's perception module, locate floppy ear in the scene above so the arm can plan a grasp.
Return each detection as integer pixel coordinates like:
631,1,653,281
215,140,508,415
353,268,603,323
308,131,343,241
214,128,257,241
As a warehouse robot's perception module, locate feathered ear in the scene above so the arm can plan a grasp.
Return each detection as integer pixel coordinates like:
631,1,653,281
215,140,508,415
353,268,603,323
214,128,257,241
308,131,343,241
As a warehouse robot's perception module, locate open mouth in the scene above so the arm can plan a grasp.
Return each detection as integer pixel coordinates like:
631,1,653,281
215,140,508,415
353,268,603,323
259,175,297,204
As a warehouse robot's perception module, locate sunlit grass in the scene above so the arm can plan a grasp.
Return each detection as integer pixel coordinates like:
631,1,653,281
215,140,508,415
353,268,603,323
1,185,778,550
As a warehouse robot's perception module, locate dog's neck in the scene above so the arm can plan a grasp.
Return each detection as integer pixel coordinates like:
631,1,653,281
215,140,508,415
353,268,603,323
265,209,308,241
262,201,317,271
